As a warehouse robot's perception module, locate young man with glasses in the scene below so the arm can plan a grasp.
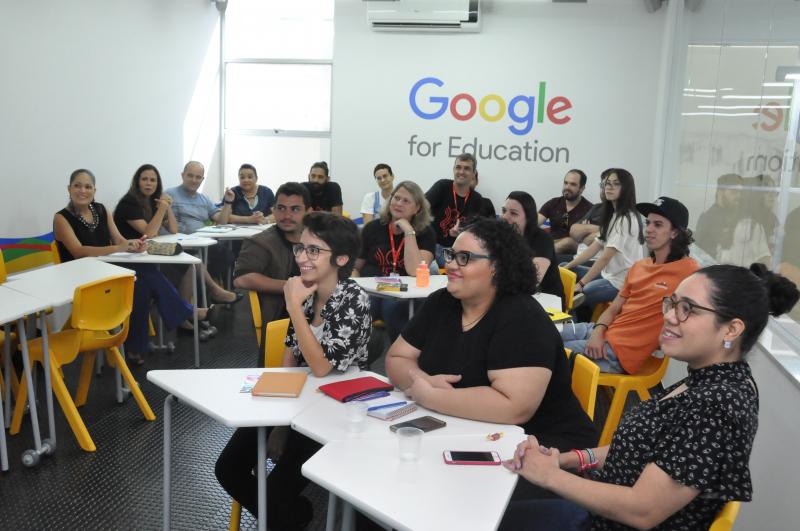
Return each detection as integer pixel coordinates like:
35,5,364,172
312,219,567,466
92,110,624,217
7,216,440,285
537,169,594,255
561,197,699,374
233,182,312,362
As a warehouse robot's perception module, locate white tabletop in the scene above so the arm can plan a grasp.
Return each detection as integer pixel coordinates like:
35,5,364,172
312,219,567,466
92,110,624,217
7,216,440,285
352,275,448,300
190,224,271,241
151,233,218,248
97,251,201,265
292,388,523,445
3,258,135,307
0,286,49,324
146,367,367,428
302,433,525,531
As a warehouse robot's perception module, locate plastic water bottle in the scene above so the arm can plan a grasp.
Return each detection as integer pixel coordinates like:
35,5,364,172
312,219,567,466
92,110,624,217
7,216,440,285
416,260,430,288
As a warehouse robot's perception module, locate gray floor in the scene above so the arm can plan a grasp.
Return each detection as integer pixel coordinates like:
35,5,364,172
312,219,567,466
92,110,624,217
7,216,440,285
0,300,388,530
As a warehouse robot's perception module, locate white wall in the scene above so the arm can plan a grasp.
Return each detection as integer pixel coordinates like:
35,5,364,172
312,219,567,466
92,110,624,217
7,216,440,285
0,0,221,239
332,0,665,215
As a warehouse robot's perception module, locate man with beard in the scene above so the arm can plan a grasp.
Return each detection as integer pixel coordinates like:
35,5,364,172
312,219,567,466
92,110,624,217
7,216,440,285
302,161,343,214
537,169,594,255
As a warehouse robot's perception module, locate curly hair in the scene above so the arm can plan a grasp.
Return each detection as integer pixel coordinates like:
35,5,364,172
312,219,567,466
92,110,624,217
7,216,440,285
460,216,536,297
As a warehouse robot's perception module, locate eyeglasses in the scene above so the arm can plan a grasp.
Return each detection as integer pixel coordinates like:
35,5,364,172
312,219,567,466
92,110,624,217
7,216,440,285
661,295,725,323
442,248,491,267
292,243,332,260
603,181,621,189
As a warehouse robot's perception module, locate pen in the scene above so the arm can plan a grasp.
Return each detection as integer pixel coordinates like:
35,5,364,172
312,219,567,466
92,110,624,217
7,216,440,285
367,401,407,412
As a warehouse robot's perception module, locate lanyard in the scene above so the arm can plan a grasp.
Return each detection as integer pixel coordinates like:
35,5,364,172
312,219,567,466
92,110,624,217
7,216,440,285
388,223,405,273
452,183,470,216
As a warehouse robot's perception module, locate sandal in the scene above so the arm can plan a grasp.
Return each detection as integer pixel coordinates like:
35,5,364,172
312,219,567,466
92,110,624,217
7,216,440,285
127,352,145,366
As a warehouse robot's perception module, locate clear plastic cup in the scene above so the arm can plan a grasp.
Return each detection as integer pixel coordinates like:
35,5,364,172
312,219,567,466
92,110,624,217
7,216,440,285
345,401,368,432
396,427,423,461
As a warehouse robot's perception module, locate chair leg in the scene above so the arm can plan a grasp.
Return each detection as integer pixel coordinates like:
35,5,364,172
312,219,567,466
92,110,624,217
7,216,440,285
107,347,155,421
599,385,630,446
229,500,242,531
75,351,97,407
48,355,96,452
9,371,29,435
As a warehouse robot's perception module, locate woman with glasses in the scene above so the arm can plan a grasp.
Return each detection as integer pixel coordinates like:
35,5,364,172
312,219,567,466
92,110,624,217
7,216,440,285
386,217,597,475
354,180,437,340
500,263,798,531
563,168,644,321
501,191,565,306
360,163,395,224
215,212,371,529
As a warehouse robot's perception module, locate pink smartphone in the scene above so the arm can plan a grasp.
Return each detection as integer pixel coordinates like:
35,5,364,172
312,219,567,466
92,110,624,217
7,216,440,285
442,450,502,466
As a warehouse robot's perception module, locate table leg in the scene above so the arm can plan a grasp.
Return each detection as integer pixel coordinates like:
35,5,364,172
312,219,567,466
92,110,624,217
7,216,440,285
0,364,7,471
3,323,11,428
325,493,338,531
341,500,355,531
200,248,209,308
39,313,56,450
257,426,267,531
162,394,174,531
16,319,42,451
192,264,200,368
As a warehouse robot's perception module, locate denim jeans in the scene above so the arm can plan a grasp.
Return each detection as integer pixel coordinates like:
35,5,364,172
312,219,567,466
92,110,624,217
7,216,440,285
560,322,624,373
499,499,591,531
573,265,619,307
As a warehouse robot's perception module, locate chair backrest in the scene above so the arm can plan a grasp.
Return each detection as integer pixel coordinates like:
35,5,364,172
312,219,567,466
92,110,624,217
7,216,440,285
0,240,60,274
71,275,135,332
263,318,290,368
559,267,576,311
249,290,262,345
0,250,6,284
565,348,600,420
50,241,61,264
709,501,740,531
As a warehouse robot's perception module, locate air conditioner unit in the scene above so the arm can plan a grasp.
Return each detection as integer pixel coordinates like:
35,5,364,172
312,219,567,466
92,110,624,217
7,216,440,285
366,0,481,33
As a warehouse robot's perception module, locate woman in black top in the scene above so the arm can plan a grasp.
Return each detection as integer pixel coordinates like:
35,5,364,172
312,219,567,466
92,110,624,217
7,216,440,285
113,164,177,239
501,191,564,306
501,263,799,531
386,217,596,452
354,180,436,340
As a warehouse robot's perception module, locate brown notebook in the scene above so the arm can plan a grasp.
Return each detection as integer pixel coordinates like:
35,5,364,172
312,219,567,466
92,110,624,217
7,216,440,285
251,372,308,398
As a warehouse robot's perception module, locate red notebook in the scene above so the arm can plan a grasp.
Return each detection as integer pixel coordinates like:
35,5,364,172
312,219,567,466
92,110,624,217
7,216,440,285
318,376,394,402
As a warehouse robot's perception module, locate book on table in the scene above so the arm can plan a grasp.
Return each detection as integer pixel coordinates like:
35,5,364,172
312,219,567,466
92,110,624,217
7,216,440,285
318,376,394,402
251,371,308,398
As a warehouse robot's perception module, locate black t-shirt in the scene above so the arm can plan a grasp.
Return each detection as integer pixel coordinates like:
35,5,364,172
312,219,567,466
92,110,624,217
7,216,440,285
526,230,564,303
479,197,496,218
113,193,153,240
56,202,112,262
303,181,343,212
359,219,437,277
425,179,484,246
402,289,597,450
539,196,593,240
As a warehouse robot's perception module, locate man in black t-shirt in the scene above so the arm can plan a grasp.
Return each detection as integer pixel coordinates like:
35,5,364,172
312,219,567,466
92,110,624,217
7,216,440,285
537,169,593,255
302,161,343,214
425,153,484,266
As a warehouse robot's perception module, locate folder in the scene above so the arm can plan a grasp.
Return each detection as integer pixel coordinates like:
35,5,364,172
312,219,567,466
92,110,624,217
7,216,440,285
251,371,308,398
318,376,394,402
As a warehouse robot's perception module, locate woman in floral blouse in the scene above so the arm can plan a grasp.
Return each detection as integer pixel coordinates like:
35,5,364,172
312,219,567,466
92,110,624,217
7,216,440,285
500,263,798,531
215,212,370,530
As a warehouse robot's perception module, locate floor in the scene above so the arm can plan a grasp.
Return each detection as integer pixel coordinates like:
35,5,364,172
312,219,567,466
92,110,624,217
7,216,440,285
0,300,386,530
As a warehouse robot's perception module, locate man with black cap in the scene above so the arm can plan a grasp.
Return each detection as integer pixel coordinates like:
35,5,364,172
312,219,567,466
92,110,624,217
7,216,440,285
561,197,699,374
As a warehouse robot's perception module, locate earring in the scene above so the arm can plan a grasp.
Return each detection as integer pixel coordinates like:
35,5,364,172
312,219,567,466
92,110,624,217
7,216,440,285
723,340,732,349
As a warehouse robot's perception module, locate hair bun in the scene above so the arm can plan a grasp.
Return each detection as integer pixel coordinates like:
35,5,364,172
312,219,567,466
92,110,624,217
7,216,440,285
749,263,800,317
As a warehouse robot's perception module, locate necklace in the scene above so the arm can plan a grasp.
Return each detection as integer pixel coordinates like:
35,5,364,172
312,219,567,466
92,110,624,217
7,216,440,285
71,202,100,232
461,307,489,331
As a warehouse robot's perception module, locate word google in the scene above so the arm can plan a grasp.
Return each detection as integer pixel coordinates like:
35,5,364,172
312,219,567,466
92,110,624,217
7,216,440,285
409,77,573,136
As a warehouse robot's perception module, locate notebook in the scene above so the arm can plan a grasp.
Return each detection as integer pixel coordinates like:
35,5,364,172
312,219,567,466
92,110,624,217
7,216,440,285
366,400,417,421
251,371,308,398
318,376,394,402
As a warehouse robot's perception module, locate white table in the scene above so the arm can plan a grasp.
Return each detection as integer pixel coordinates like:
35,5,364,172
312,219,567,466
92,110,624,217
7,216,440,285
151,234,217,307
3,257,135,463
190,224,273,289
352,275,448,318
97,251,203,367
302,433,525,531
0,286,53,470
147,366,362,531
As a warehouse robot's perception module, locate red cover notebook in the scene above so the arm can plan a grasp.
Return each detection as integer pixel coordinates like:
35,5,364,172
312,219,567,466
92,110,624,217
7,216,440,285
318,376,394,402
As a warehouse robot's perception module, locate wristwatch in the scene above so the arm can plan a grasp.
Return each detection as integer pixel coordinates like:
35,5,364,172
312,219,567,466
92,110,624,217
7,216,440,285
405,231,416,236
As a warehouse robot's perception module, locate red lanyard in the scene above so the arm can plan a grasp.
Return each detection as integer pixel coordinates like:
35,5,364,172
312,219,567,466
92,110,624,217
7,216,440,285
388,224,405,273
452,183,470,216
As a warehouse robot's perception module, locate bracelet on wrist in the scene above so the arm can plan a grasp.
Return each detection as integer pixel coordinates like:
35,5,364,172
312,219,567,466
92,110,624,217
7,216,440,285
595,323,609,330
223,200,233,205
405,231,416,236
577,280,585,288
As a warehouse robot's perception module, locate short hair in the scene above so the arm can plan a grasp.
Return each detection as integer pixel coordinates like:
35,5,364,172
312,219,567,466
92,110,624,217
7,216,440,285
378,180,433,232
373,163,393,176
238,163,258,177
698,263,798,354
567,169,587,188
302,211,360,280
275,182,311,209
310,161,329,177
183,160,204,174
454,152,477,172
460,217,536,297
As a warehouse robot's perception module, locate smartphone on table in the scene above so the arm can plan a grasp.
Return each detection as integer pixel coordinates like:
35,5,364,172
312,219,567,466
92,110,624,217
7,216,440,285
443,450,502,466
389,415,446,433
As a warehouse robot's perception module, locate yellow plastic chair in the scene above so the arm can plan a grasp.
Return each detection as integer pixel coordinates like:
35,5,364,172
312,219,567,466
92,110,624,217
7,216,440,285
597,355,670,446
709,501,740,531
10,275,156,452
0,252,21,398
591,301,610,323
50,241,61,264
249,290,263,346
559,267,577,312
564,349,600,421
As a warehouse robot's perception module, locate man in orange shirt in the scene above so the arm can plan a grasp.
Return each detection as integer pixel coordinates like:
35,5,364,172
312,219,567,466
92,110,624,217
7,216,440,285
561,197,699,373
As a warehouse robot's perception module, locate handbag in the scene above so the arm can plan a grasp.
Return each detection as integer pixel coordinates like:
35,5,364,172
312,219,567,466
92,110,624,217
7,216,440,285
146,240,183,256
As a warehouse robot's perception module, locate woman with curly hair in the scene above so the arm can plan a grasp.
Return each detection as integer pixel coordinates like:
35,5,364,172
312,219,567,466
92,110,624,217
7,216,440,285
386,217,597,453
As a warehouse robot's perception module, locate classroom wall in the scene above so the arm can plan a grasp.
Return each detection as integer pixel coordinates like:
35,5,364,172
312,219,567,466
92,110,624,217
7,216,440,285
0,0,221,241
331,0,665,215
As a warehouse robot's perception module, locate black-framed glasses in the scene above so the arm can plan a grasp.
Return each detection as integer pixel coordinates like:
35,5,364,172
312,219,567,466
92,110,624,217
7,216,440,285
442,247,491,267
661,295,725,322
603,180,621,189
292,243,332,260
